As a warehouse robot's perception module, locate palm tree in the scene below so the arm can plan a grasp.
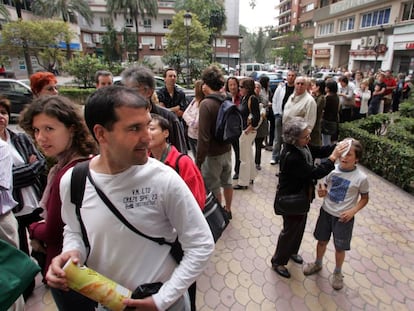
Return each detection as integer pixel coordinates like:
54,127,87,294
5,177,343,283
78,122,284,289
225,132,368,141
31,0,94,59
106,0,158,61
0,4,10,20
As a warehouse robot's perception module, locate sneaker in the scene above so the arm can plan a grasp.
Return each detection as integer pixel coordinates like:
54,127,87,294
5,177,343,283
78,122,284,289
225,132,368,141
331,272,344,290
303,262,322,276
270,159,276,165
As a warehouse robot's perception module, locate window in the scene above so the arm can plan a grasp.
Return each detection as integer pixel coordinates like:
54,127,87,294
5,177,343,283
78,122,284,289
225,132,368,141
216,38,226,47
318,22,334,36
143,19,152,28
339,16,355,32
402,1,414,21
361,8,390,28
163,19,172,29
125,18,133,27
100,17,109,27
141,36,155,46
83,33,92,43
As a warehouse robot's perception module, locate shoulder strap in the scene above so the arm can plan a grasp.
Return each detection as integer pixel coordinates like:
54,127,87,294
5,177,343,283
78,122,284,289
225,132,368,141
70,160,91,261
86,169,173,247
174,153,188,175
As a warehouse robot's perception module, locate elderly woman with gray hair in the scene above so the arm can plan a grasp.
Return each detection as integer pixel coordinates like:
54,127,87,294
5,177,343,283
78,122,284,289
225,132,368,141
271,117,346,279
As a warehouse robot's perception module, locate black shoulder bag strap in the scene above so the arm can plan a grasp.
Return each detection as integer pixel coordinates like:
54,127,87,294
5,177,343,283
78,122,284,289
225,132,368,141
86,169,173,247
174,153,188,174
70,160,92,261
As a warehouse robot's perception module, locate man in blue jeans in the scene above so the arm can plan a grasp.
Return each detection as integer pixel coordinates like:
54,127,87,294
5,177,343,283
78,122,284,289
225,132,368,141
270,70,296,165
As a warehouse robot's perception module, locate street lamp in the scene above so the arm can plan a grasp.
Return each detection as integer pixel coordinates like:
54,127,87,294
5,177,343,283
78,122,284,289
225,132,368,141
290,45,294,69
373,25,385,74
183,11,192,88
238,36,243,74
227,44,231,75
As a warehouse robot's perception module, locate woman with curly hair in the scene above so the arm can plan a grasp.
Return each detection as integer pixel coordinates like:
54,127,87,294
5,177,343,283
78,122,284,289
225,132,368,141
30,72,59,97
19,95,97,310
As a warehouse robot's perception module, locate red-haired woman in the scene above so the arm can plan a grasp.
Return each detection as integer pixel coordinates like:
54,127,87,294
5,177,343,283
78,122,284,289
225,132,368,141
30,72,59,97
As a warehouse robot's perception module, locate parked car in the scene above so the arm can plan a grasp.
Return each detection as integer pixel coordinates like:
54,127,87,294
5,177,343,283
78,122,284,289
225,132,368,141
249,71,284,93
312,71,341,81
113,75,194,104
0,79,33,121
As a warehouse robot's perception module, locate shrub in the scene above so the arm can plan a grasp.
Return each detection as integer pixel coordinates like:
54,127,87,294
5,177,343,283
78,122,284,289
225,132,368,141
339,116,414,193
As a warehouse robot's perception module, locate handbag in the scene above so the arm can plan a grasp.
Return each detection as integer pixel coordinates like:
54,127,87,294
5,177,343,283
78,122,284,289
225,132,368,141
274,191,310,215
175,155,230,243
203,191,230,242
0,239,41,310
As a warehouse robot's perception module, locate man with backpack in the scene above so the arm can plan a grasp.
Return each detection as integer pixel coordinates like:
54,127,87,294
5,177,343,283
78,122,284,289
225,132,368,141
196,65,235,219
46,86,214,311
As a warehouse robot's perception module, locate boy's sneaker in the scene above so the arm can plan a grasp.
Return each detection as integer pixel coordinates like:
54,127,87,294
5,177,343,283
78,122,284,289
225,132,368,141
331,272,344,290
303,262,322,276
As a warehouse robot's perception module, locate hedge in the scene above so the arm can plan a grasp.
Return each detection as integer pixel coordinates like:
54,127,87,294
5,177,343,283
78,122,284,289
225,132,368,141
339,114,414,193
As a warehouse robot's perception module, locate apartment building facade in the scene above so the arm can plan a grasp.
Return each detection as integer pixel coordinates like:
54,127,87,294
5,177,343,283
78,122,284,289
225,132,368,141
312,0,414,74
1,0,241,74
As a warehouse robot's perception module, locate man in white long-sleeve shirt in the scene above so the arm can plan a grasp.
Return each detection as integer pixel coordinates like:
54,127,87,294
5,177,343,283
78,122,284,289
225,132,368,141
46,86,214,311
282,76,317,131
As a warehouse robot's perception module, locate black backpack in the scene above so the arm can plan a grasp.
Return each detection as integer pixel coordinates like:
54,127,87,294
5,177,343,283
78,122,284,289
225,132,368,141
214,98,243,144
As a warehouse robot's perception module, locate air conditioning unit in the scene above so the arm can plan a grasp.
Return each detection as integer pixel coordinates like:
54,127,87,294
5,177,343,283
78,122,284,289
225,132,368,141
360,37,367,48
367,36,376,48
158,45,162,50
92,34,100,44
139,43,142,49
149,44,155,50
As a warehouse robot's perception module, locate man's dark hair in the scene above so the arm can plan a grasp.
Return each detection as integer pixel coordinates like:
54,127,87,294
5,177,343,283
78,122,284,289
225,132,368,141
201,65,224,91
85,85,149,140
325,79,338,93
121,66,155,90
94,70,113,83
150,113,171,133
163,67,176,78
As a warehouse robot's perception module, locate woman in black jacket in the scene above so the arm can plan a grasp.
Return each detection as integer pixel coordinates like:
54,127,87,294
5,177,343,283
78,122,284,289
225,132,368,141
271,117,346,278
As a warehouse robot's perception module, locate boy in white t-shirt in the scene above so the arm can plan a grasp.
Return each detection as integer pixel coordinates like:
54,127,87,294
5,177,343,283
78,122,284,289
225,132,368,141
303,138,369,290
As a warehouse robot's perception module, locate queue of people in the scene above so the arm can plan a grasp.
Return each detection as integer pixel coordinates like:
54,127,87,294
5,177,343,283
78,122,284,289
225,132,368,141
0,64,380,311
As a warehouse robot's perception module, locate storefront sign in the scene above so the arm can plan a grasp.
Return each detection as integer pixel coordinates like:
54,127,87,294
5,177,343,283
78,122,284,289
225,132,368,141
314,49,330,58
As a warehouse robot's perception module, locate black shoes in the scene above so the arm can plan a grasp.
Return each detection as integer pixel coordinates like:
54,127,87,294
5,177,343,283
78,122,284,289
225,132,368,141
290,254,303,264
232,173,239,180
233,185,248,190
273,265,291,278
224,209,232,220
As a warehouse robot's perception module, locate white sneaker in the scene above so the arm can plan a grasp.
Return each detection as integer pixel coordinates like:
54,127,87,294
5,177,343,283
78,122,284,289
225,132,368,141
270,159,276,165
331,272,344,290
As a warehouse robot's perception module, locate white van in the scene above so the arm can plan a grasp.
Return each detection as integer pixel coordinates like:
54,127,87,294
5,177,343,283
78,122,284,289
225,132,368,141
240,63,264,76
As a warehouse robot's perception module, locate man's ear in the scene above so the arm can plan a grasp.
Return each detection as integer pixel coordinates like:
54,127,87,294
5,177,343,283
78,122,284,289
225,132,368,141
93,124,106,144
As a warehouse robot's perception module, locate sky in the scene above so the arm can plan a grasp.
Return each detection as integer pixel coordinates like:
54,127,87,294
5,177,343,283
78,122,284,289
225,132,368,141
239,0,276,32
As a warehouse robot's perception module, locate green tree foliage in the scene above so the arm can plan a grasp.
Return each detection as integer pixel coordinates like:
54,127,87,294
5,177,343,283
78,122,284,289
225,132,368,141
101,24,122,64
31,0,93,25
63,53,106,88
106,0,158,60
175,0,226,61
273,30,305,68
31,0,94,60
0,20,73,72
164,11,210,82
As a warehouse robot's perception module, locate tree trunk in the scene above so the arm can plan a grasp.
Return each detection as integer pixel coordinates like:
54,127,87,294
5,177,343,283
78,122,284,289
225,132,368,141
134,15,139,61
